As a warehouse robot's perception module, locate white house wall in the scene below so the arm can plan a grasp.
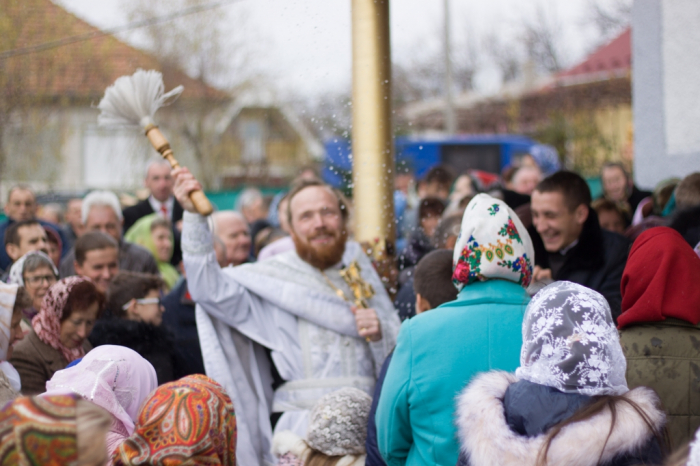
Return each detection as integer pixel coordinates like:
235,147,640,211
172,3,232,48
633,0,700,187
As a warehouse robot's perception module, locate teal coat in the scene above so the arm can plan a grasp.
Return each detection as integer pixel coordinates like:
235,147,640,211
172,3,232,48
376,280,530,466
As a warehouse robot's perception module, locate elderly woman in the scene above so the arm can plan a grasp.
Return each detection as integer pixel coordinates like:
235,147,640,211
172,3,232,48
44,345,158,461
0,394,111,465
456,281,667,466
618,227,700,448
112,374,236,466
376,194,534,466
10,276,104,395
125,214,180,290
8,251,58,327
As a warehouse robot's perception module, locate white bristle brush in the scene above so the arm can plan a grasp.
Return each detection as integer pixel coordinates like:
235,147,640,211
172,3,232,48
98,69,213,216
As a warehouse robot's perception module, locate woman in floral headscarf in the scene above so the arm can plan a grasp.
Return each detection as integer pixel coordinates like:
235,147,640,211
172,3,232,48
455,281,667,466
112,374,236,466
376,194,534,466
10,277,105,395
0,394,112,466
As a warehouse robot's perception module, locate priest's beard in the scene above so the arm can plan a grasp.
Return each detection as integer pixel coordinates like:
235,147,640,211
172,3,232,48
293,227,348,270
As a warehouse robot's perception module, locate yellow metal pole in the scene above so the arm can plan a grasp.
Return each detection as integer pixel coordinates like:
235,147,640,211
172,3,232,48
351,0,395,257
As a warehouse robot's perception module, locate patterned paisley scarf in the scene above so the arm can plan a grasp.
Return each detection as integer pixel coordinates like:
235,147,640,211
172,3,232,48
452,194,535,291
112,374,237,466
32,276,90,363
0,395,79,466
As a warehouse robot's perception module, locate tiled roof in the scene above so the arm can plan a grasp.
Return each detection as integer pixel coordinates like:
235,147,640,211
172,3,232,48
555,28,631,86
2,0,228,101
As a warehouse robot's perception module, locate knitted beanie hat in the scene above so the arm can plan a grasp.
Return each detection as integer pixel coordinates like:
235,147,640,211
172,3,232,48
306,387,372,457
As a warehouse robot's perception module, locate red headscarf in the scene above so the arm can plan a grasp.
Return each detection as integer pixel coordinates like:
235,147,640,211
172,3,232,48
618,227,700,329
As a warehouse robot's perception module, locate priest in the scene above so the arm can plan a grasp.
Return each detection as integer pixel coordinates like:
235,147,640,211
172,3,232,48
173,168,400,466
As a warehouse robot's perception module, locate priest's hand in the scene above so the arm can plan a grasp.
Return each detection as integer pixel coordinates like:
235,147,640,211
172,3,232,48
351,306,382,342
172,167,203,214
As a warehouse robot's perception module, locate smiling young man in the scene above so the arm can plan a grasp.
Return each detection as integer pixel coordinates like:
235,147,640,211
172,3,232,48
530,171,630,321
73,232,120,295
173,168,399,465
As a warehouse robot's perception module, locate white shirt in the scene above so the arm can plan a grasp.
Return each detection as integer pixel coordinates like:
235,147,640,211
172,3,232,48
148,195,175,220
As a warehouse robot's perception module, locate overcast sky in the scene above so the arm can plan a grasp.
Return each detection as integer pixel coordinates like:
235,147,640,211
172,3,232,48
54,0,624,97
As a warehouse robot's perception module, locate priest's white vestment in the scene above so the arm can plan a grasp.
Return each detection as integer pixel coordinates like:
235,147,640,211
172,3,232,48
181,212,400,466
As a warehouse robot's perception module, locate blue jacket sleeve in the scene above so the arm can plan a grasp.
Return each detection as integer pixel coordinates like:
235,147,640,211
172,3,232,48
376,321,414,466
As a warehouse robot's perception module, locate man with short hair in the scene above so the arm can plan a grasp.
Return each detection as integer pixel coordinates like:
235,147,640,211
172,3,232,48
4,220,49,264
0,186,68,271
122,159,184,265
174,168,399,465
417,165,454,201
212,211,252,266
73,232,119,294
63,198,85,247
531,171,630,320
236,187,268,225
600,162,652,216
59,190,159,278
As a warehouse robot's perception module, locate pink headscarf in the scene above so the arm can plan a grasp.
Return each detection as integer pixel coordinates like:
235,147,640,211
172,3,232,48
32,276,90,363
44,345,158,457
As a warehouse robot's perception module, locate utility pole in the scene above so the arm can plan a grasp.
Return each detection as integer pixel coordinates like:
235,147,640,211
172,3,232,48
444,0,456,135
351,0,395,256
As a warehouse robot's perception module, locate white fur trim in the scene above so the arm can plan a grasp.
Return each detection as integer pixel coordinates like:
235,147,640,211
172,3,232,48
456,371,666,466
271,430,366,466
272,430,309,459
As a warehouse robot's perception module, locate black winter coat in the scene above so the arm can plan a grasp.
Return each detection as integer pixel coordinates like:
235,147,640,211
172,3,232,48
670,205,700,248
89,317,176,385
161,279,206,377
529,209,630,322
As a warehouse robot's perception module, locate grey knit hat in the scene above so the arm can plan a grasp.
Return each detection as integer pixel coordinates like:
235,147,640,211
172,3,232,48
306,387,373,456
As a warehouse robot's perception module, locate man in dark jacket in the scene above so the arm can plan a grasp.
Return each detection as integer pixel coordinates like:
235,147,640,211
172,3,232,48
122,159,184,266
531,171,630,321
60,190,159,278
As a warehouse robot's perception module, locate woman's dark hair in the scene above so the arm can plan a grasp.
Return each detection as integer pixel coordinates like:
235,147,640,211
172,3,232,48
107,271,164,318
22,253,57,276
61,280,105,322
536,394,670,466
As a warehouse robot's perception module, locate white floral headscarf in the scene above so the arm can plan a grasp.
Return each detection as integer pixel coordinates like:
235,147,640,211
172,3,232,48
452,194,534,291
515,281,628,396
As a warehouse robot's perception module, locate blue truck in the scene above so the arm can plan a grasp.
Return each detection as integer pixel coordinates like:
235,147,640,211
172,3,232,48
323,134,539,189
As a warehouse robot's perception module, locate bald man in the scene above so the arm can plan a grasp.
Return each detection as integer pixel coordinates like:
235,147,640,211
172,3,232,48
212,211,252,266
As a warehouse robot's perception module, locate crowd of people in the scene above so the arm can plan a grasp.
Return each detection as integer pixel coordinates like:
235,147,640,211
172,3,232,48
0,151,698,466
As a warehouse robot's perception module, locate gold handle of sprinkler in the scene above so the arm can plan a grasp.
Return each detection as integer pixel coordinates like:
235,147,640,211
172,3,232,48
144,124,214,216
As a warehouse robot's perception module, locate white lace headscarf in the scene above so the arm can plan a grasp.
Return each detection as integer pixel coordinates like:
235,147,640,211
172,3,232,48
515,281,628,396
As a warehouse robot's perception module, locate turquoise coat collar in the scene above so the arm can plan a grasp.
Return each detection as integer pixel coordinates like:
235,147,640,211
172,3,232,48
440,279,530,308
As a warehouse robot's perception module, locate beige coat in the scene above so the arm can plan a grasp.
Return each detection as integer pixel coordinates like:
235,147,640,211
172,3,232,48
10,329,91,395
